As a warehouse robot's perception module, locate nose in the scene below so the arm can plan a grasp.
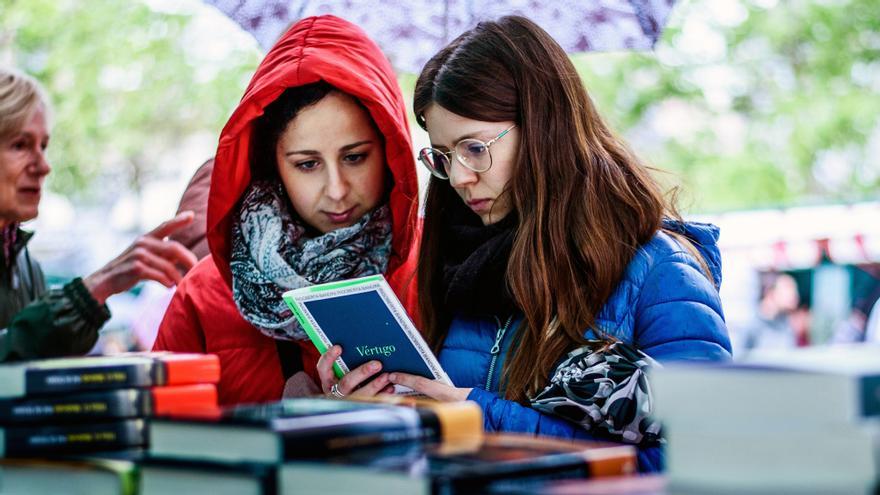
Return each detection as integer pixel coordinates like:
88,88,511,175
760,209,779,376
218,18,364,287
30,147,51,177
447,156,478,188
324,163,350,202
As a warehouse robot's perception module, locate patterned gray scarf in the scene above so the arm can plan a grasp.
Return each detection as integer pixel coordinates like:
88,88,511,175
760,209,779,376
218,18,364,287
530,341,663,445
230,181,392,341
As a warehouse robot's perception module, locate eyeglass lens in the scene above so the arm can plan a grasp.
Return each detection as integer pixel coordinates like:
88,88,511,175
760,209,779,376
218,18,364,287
419,140,492,179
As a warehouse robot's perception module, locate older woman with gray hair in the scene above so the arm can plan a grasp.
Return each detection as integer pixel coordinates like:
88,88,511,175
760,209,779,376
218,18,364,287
0,67,197,361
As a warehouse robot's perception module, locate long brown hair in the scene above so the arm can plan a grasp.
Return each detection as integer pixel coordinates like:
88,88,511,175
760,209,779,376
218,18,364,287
414,16,696,403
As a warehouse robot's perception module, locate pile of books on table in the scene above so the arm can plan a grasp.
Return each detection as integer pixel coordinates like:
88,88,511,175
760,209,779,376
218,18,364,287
0,352,221,494
143,395,637,495
0,355,639,494
652,344,880,495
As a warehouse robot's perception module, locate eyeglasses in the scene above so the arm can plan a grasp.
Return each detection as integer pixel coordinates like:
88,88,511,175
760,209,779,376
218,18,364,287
417,124,516,180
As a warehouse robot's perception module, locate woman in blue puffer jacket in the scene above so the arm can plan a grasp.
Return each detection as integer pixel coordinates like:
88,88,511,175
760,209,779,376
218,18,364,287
316,16,731,473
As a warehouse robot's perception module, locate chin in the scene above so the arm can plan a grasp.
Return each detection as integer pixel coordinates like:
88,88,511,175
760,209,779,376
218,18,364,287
482,213,502,225
16,210,39,224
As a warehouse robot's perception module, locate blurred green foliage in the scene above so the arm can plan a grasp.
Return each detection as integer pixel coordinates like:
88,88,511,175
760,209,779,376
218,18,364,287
1,0,260,200
2,0,878,212
574,0,880,212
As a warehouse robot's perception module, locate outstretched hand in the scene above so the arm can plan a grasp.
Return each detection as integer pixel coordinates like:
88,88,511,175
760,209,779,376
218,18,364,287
83,211,199,305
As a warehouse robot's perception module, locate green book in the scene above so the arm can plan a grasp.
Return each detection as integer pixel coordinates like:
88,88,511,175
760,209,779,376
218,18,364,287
283,275,451,394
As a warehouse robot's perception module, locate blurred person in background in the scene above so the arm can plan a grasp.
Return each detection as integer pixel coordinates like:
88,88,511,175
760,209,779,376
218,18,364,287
830,300,870,344
0,67,198,362
830,284,880,344
739,272,803,354
857,286,880,344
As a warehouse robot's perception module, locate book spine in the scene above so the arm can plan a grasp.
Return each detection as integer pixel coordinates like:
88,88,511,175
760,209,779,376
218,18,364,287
154,355,221,386
279,408,442,456
1,419,146,456
420,401,483,445
287,297,347,378
0,389,146,424
25,364,153,396
149,384,219,418
439,464,590,494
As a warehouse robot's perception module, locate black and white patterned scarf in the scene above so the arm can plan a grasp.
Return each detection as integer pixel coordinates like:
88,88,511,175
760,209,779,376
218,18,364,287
230,181,392,341
530,340,663,445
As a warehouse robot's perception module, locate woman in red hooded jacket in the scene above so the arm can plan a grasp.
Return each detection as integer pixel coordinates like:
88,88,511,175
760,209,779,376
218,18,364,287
153,15,420,406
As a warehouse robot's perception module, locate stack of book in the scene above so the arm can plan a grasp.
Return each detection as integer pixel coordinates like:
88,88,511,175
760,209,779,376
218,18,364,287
0,352,220,495
652,344,880,494
144,396,638,495
141,396,483,494
275,431,638,495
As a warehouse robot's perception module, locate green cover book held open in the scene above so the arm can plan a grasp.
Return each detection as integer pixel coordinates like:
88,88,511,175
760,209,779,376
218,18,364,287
283,275,452,394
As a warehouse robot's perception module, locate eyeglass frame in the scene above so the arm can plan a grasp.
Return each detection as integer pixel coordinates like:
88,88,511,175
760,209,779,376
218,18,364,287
417,124,517,180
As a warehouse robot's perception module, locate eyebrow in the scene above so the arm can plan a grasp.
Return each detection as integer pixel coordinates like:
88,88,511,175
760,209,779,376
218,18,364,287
15,130,45,140
430,131,491,149
285,140,373,157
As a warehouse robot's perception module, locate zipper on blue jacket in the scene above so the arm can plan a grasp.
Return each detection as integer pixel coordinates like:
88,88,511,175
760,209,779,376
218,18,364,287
485,315,514,391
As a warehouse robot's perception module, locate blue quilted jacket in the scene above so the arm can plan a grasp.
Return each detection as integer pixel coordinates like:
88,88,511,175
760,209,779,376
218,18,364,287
437,221,732,473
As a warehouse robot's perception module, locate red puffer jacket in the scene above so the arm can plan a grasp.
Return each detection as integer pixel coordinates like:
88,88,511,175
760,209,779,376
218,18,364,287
154,15,420,406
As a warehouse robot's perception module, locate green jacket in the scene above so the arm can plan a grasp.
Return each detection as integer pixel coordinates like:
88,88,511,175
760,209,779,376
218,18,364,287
1,228,110,361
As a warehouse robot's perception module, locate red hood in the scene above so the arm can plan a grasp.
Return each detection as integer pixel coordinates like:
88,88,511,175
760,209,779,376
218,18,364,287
207,15,419,284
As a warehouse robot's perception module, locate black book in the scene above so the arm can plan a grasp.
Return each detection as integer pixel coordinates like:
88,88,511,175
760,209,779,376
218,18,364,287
0,384,218,424
0,353,219,399
277,433,638,495
0,419,146,457
148,397,482,465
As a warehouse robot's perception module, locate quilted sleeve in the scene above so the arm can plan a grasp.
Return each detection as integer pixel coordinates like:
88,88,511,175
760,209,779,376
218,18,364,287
633,250,732,361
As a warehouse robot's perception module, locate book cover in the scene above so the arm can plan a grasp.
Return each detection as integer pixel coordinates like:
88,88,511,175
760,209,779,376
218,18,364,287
278,433,637,495
0,383,219,424
0,456,138,495
0,352,221,399
282,275,451,392
148,397,481,465
0,418,146,456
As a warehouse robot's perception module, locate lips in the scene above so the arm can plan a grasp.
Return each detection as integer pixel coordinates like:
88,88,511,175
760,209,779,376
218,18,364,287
466,198,491,213
325,206,357,224
17,187,41,199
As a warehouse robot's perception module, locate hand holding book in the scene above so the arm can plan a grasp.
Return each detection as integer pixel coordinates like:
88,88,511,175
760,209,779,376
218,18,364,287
388,372,471,402
315,345,394,398
315,345,472,401
283,275,454,396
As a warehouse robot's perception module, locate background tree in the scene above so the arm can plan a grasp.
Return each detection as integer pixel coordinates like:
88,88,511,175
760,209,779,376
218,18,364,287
1,0,877,215
1,0,260,224
574,0,880,211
